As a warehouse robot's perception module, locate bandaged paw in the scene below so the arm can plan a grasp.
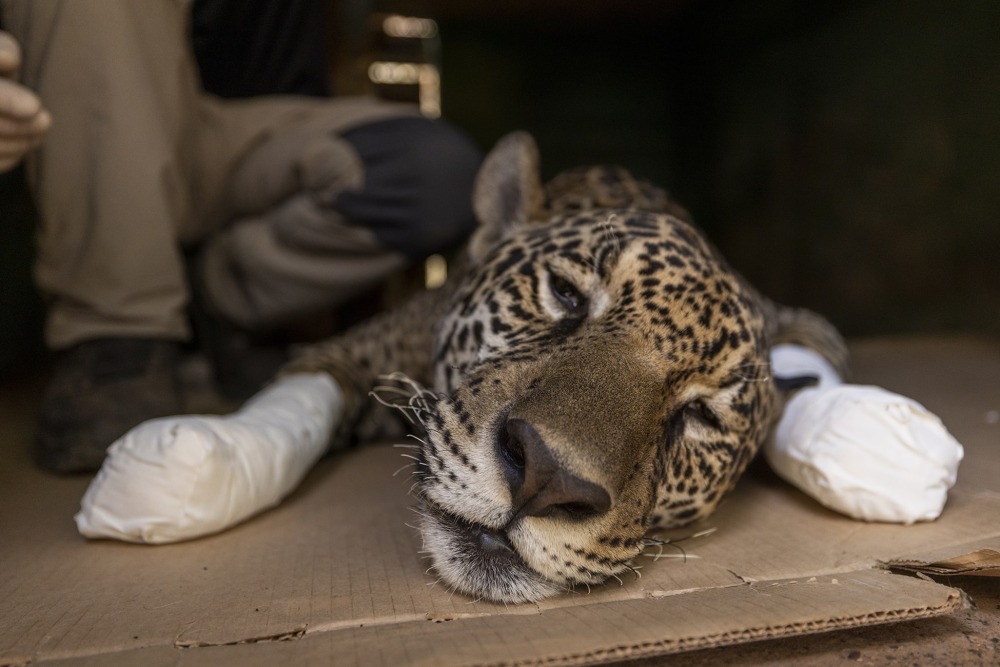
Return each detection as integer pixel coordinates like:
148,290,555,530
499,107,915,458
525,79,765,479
75,373,342,543
766,345,964,524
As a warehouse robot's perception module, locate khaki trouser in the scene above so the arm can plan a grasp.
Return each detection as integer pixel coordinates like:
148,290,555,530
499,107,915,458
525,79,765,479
2,0,421,347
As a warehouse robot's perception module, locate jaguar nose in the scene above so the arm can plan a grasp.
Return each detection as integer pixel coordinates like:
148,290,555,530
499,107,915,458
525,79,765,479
498,417,612,520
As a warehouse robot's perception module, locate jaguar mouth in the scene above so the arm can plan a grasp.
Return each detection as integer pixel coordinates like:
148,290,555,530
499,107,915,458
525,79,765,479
417,501,562,603
437,505,521,563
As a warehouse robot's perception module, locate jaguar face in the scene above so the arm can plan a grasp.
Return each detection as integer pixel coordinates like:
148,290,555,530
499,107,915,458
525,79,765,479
402,134,781,603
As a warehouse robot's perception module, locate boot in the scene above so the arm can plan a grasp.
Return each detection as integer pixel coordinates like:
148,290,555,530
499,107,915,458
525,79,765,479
35,338,182,473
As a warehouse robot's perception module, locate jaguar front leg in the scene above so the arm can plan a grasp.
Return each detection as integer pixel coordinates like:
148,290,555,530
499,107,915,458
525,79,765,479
280,280,458,446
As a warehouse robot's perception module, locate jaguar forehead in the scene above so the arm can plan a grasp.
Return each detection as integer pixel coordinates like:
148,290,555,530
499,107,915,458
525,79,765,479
416,177,779,597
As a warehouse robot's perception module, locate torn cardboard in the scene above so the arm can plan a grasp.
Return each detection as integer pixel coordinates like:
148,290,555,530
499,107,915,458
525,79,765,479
1,336,998,666
888,545,1000,577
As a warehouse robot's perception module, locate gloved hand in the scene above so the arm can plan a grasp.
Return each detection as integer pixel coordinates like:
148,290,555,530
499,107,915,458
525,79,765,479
0,30,51,173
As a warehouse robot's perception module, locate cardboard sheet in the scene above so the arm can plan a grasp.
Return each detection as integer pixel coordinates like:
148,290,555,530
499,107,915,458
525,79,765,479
1,336,997,666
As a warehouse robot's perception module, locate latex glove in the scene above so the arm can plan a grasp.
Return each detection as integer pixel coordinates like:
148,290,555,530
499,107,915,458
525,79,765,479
75,373,343,543
0,30,51,173
767,344,964,524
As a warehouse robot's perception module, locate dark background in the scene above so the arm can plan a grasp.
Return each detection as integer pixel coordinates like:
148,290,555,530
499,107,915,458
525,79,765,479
2,0,998,371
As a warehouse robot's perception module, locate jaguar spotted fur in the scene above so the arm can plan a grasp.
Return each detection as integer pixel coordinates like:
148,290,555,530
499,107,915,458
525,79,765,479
282,132,848,603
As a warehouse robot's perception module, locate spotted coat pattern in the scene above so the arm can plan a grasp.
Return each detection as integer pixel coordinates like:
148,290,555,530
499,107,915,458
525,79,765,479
283,133,848,604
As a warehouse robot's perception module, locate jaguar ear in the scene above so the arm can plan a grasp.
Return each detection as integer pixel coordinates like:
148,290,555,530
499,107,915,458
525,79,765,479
468,131,546,262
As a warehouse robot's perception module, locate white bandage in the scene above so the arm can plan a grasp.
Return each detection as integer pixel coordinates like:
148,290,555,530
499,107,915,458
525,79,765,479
766,345,964,524
75,373,342,543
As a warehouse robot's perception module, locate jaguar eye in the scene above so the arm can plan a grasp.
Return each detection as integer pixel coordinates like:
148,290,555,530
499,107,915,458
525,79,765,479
684,399,724,431
549,273,588,316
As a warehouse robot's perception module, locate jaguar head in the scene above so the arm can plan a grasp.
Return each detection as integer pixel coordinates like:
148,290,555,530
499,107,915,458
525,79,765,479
409,133,783,603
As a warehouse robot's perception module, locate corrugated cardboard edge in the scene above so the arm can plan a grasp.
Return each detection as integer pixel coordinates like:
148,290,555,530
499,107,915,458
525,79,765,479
887,549,1000,577
14,569,965,667
355,571,967,667
884,535,1000,578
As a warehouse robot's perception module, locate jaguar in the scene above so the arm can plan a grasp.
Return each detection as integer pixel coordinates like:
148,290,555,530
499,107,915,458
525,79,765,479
282,132,848,603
